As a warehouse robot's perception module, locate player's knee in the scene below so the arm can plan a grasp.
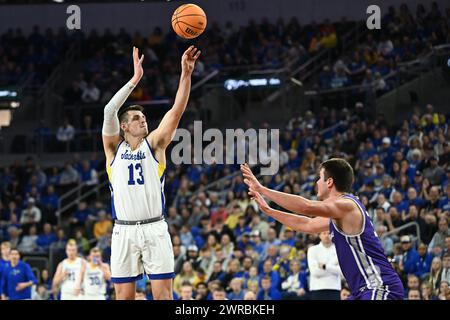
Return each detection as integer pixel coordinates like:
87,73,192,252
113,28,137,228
115,286,136,300
153,289,172,300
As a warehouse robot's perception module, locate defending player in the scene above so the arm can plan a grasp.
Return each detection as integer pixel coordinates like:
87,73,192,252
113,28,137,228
241,159,404,300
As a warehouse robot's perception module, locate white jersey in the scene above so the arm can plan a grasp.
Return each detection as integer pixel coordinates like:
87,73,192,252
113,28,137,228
60,257,83,294
107,139,165,221
82,263,106,298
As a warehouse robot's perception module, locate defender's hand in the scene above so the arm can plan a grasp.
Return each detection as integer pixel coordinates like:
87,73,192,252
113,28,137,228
241,164,263,193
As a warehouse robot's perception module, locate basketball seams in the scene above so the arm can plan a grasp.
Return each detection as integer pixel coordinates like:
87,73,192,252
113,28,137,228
176,22,193,39
178,20,206,31
174,3,195,17
172,14,206,25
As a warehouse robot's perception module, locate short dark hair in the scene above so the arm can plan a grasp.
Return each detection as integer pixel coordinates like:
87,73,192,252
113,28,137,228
319,158,354,193
118,105,145,137
118,105,144,124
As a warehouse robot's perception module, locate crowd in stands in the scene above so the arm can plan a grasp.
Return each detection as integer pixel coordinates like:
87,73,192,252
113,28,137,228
60,16,355,108
316,3,450,95
1,98,449,299
0,26,72,87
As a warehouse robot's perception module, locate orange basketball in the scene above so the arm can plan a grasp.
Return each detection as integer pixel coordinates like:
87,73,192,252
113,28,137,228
171,4,207,39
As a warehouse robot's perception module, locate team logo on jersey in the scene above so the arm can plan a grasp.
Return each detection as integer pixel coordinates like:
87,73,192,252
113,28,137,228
330,231,334,241
121,150,146,161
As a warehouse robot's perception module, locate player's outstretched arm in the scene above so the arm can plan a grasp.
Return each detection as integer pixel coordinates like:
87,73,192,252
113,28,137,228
241,164,351,219
102,46,144,160
148,46,201,150
250,189,329,234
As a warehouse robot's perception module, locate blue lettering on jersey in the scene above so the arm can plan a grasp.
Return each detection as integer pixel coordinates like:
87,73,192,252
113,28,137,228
121,150,146,161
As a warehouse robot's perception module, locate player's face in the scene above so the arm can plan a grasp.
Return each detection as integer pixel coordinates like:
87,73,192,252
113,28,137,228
316,169,331,200
66,245,78,259
90,252,101,263
124,111,148,138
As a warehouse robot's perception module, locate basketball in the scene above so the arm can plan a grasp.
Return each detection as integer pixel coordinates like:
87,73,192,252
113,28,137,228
171,3,207,39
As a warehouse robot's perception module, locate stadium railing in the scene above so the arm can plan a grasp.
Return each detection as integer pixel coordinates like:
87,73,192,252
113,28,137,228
380,221,421,247
266,21,368,104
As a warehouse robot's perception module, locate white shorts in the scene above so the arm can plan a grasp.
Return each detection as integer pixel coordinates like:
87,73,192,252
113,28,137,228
60,292,82,300
110,219,174,283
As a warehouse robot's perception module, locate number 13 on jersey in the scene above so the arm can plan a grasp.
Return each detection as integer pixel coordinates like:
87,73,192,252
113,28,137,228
128,163,144,185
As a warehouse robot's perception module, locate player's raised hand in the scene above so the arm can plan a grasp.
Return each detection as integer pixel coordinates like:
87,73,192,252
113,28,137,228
132,46,144,84
249,189,270,214
181,45,201,75
241,163,263,193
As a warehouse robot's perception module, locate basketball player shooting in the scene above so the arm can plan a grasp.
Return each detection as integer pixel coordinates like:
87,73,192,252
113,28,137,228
101,45,200,300
241,159,405,300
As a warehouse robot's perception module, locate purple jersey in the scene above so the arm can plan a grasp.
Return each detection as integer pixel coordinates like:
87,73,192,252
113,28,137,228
329,194,404,300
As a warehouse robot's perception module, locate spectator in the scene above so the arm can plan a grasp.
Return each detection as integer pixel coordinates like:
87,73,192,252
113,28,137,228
227,277,245,300
18,224,38,254
376,225,394,256
307,231,341,300
93,210,112,239
405,274,420,298
420,282,437,300
259,258,280,289
249,214,269,241
20,197,41,228
179,281,194,300
194,282,209,300
400,235,419,275
36,223,57,252
414,242,433,279
423,156,445,186
173,261,197,296
244,290,256,300
407,288,421,300
257,276,281,300
56,118,75,151
429,218,450,256
81,81,101,103
426,257,443,295
212,286,227,300
59,163,79,186
6,226,21,249
340,286,351,300
437,280,449,300
74,228,90,255
78,160,98,186
280,260,308,300
70,201,91,235
440,253,450,284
